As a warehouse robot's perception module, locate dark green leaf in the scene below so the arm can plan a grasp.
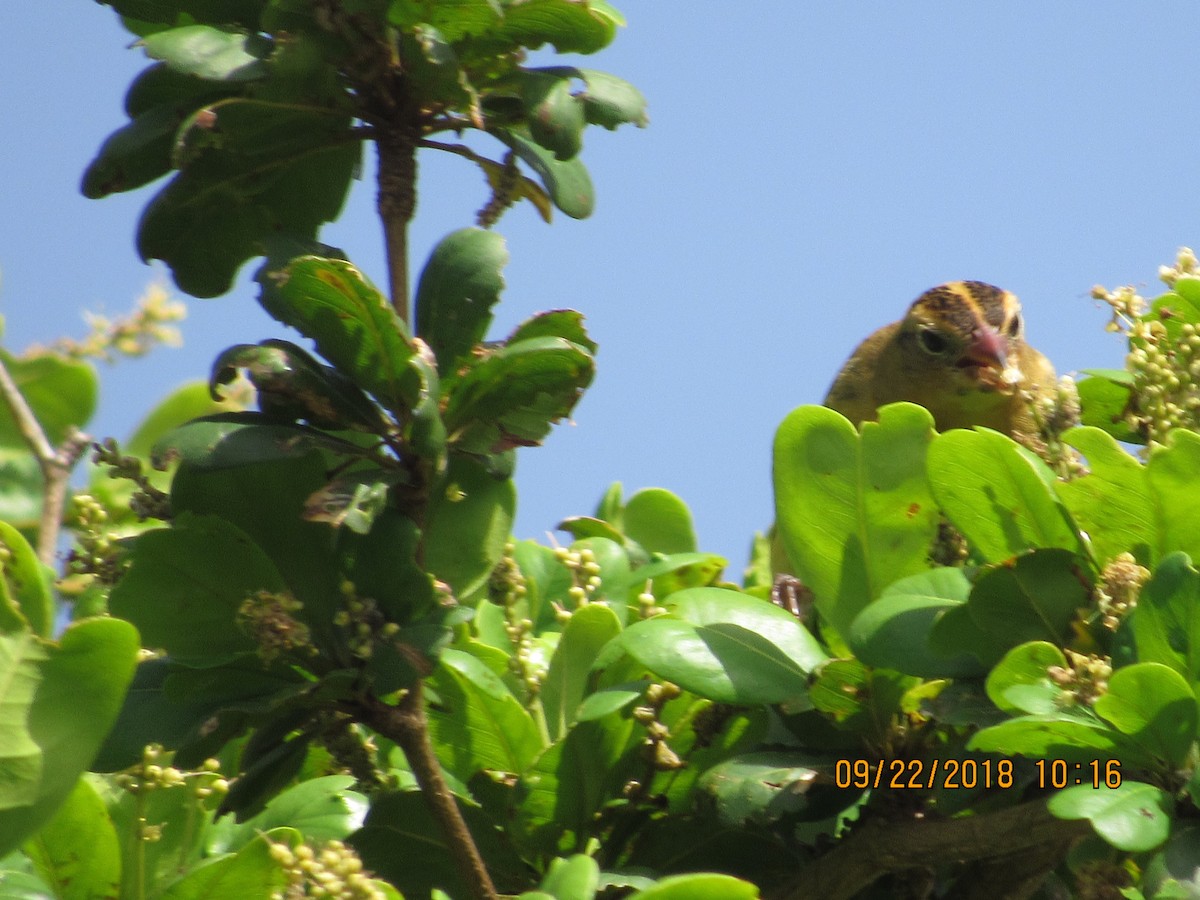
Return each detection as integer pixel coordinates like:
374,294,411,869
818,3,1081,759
962,549,1091,649
444,335,594,453
491,126,594,218
152,412,360,470
256,255,422,413
533,66,648,129
415,228,508,374
140,103,358,297
1131,552,1200,685
109,514,279,659
506,309,597,354
1077,374,1140,443
847,567,980,678
519,70,585,159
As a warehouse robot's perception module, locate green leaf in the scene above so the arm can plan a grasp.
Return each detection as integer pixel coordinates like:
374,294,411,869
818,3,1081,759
169,454,347,651
847,567,980,678
109,514,278,659
444,335,594,453
256,255,422,413
494,0,621,54
211,775,366,853
0,523,53,638
82,64,240,197
126,379,243,459
1047,781,1172,852
620,588,826,706
623,488,696,555
140,103,358,298
927,428,1082,562
1130,552,1200,686
531,67,648,130
519,71,586,159
506,309,597,354
0,352,98,448
1076,374,1140,444
424,455,515,599
630,873,759,900
697,751,826,828
1057,426,1159,566
157,830,289,898
352,791,527,898
152,412,358,470
961,549,1091,649
542,604,621,741
513,713,640,856
773,403,938,638
426,649,542,780
415,228,509,375
985,641,1070,715
388,0,503,41
1147,430,1200,562
969,713,1156,769
211,339,385,432
492,126,594,218
22,778,120,900
140,25,269,81
1093,663,1198,769
0,618,140,857
537,854,599,900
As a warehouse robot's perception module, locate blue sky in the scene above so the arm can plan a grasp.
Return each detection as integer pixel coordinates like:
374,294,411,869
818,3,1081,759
3,4,1197,572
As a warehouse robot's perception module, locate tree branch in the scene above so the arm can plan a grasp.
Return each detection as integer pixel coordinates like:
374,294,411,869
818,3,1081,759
377,122,419,323
361,684,498,900
769,799,1091,900
0,355,90,565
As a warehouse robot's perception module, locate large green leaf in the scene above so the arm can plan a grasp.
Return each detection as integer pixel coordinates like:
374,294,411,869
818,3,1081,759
1057,426,1159,566
493,0,622,54
256,255,424,413
773,402,938,638
415,228,509,374
1093,663,1197,770
0,618,140,857
620,588,825,706
425,648,542,781
960,549,1091,649
1076,374,1140,444
847,567,980,678
985,642,1072,716
424,454,515,599
622,487,696,555
140,25,270,81
927,427,1082,562
1130,552,1200,687
140,102,358,297
969,712,1157,770
444,335,594,454
1048,781,1172,853
1146,430,1200,562
0,523,53,638
22,778,120,900
109,514,280,659
542,603,622,741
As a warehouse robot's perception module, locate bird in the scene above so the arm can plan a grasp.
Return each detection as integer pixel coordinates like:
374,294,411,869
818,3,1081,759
770,281,1056,591
823,280,1055,437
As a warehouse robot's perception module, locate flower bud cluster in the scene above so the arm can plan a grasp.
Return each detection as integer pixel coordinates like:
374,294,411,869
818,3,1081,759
92,437,171,520
632,681,685,773
332,581,398,661
114,745,228,832
1157,246,1199,288
1096,552,1150,631
238,590,315,663
65,493,124,584
553,544,604,610
268,838,385,900
1125,319,1200,445
489,543,543,696
1047,649,1111,706
32,284,185,363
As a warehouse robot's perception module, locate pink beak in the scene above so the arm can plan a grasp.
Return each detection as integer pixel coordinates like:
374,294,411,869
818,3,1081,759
959,326,1008,372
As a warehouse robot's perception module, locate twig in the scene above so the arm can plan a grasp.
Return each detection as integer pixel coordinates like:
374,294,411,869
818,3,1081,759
361,685,498,900
0,355,90,565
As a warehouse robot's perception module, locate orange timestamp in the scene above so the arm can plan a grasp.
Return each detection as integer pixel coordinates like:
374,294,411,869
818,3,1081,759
834,758,1123,791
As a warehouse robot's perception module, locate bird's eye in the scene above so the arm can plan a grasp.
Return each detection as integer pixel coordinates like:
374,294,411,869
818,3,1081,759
917,327,950,356
1006,313,1023,338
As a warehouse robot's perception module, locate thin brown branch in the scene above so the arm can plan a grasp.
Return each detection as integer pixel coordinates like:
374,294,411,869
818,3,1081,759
361,684,498,900
0,355,90,565
769,799,1091,900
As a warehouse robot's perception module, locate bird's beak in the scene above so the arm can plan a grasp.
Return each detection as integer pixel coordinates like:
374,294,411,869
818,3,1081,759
960,327,1024,388
960,327,1008,373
